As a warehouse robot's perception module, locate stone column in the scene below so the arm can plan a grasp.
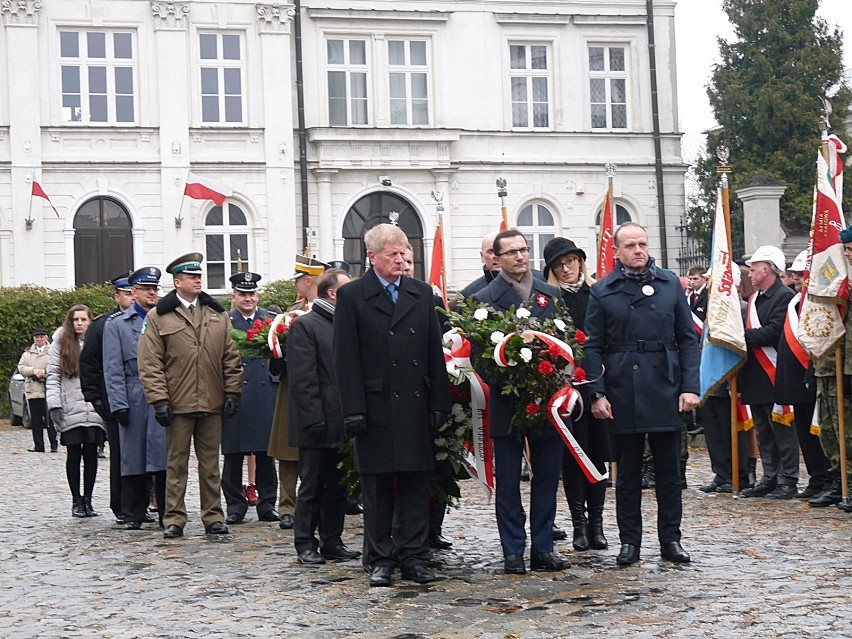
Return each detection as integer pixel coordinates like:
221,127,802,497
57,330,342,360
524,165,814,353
314,169,336,261
735,176,787,256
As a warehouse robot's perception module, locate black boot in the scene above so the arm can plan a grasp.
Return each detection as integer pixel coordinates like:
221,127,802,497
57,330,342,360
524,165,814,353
72,495,87,518
84,495,99,517
564,472,589,551
809,473,842,507
747,458,758,488
587,480,608,550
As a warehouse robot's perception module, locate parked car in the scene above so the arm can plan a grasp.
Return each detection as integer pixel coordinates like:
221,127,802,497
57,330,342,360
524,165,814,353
8,371,30,428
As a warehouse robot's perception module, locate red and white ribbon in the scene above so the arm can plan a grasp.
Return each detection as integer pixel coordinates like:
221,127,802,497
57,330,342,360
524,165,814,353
267,310,305,359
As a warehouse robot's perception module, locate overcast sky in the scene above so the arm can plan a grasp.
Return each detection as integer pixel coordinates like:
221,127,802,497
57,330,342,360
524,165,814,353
675,0,851,162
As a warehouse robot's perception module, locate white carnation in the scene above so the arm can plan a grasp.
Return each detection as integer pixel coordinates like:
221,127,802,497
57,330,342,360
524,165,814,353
554,318,566,332
435,451,449,461
433,438,447,447
491,331,505,344
516,307,531,319
519,348,533,363
474,308,489,320
455,426,467,436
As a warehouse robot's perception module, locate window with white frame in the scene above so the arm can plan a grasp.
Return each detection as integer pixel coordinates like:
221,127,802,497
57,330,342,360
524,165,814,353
388,39,429,125
509,44,550,129
327,39,369,126
589,45,627,129
59,30,136,124
199,33,244,124
517,202,557,271
205,202,249,290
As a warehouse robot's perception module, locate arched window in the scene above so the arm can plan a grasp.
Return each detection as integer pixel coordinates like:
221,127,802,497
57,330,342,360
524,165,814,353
595,203,632,228
204,201,249,290
342,192,424,278
74,197,133,287
517,202,557,272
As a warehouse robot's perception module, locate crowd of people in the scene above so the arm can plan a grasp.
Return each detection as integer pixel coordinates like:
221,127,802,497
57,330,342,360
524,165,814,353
14,221,852,586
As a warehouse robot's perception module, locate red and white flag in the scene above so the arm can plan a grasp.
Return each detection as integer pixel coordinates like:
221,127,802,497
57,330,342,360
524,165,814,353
597,190,615,278
32,181,60,217
183,172,232,206
428,220,446,304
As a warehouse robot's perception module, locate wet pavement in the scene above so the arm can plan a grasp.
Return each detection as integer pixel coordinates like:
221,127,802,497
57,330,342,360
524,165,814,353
2,420,851,638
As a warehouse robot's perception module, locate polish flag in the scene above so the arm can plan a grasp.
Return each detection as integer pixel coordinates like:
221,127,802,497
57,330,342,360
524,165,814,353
32,181,60,217
183,172,232,205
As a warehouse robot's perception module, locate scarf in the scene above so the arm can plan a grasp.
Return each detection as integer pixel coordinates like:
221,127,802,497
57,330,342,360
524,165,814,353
500,269,534,301
559,273,585,295
617,256,657,285
313,297,335,316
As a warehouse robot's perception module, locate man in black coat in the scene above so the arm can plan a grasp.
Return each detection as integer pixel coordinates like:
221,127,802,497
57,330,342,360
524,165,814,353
221,272,279,525
460,231,500,298
473,229,569,575
740,245,799,499
80,273,136,523
585,223,699,566
289,268,361,565
333,223,451,587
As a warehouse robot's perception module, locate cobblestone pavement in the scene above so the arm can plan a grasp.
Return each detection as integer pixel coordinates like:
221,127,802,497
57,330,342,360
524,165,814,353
2,421,851,638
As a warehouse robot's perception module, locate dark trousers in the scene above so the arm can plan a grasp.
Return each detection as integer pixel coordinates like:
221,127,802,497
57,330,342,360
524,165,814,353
792,401,830,489
493,434,562,557
614,431,682,547
751,403,800,486
562,411,610,510
122,471,165,525
361,471,429,571
293,447,347,553
703,396,749,486
105,418,123,518
28,398,57,451
222,451,278,518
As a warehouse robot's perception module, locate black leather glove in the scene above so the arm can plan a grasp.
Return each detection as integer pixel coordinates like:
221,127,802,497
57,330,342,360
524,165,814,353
91,399,111,422
113,408,130,427
154,402,173,428
268,357,285,377
343,414,367,438
49,408,63,426
306,420,328,440
430,411,451,435
223,396,240,419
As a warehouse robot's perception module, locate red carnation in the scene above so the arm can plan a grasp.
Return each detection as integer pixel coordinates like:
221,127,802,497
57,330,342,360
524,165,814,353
574,330,587,345
548,343,562,359
526,402,541,416
263,317,272,327
276,323,286,333
538,360,554,375
573,367,587,382
253,319,263,330
246,329,257,341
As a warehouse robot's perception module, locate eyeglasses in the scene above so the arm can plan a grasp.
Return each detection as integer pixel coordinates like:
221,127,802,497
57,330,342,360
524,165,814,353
554,257,579,269
497,247,530,258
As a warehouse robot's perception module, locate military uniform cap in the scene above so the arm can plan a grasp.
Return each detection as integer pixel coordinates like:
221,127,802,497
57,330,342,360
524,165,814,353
230,271,262,292
326,260,351,273
110,272,133,292
167,252,204,276
291,254,329,280
129,266,162,286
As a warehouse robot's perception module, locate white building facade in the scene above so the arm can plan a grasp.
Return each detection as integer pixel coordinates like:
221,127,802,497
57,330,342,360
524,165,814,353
0,0,685,292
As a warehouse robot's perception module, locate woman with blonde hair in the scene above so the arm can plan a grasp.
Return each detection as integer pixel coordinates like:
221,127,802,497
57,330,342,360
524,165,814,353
46,304,106,517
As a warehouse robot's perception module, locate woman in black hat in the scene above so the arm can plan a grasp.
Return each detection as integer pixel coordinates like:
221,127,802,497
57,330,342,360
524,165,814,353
542,237,610,552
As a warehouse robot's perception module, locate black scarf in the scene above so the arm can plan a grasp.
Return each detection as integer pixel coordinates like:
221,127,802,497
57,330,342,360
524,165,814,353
616,256,657,285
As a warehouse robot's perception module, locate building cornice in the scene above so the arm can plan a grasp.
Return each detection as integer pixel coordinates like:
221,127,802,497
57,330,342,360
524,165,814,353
306,8,449,24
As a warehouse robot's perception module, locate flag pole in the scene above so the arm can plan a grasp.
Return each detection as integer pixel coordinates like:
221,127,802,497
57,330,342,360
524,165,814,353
716,146,739,494
496,178,508,229
26,177,35,230
820,99,848,501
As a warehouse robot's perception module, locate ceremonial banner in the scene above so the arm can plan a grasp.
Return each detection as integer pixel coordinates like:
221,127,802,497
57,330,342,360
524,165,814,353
597,190,615,279
428,222,445,300
184,172,232,205
700,188,746,400
798,137,848,359
32,181,60,217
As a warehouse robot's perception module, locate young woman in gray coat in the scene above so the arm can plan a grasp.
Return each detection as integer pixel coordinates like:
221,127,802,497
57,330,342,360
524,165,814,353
46,305,106,518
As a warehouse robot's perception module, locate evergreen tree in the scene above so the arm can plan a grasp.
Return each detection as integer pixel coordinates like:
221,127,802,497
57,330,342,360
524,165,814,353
687,0,850,253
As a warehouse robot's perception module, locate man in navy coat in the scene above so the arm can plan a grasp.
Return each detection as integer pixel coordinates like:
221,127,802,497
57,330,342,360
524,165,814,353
222,272,280,524
473,229,569,575
584,222,699,566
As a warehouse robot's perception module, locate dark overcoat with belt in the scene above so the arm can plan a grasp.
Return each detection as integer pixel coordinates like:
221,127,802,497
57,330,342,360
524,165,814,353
287,303,343,448
472,275,564,439
333,269,451,474
584,267,700,434
222,308,279,454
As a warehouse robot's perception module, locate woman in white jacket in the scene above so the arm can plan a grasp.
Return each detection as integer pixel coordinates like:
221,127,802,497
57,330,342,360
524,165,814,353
46,305,106,517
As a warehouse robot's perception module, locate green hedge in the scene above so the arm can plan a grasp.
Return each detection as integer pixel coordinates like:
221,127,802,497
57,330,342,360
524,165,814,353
0,284,116,415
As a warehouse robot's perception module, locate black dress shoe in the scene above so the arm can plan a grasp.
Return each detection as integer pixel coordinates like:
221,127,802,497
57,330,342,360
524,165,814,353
297,549,326,565
27,447,45,453
401,564,440,584
616,544,640,566
699,480,722,493
258,510,280,522
143,514,156,524
321,544,361,561
50,446,59,453
226,513,245,525
551,525,568,541
660,541,691,563
741,482,776,497
114,516,126,525
205,521,229,535
345,500,364,515
370,565,393,587
797,485,822,499
125,521,142,530
163,524,184,539
428,534,453,549
279,513,295,529
765,484,797,500
503,554,526,575
714,483,733,493
531,552,570,572
837,497,852,513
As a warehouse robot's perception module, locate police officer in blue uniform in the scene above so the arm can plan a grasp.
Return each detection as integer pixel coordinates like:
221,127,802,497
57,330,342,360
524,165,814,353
222,271,280,524
103,266,168,529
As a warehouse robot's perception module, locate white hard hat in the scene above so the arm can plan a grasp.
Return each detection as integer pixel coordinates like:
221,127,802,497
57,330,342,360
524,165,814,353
745,245,786,272
788,250,808,273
